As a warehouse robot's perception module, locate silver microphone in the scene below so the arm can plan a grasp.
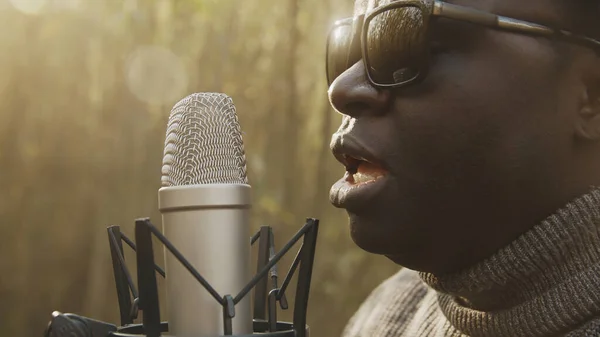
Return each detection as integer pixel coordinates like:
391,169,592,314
158,93,252,337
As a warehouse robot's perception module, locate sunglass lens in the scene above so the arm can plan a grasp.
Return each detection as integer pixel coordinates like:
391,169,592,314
327,23,353,85
365,6,426,86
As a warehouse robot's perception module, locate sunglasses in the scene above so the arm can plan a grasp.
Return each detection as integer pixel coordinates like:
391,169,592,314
326,0,600,89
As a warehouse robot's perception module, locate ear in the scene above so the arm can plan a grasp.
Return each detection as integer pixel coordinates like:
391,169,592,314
574,59,600,141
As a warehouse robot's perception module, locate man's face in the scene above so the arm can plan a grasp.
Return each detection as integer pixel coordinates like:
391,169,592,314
328,0,590,273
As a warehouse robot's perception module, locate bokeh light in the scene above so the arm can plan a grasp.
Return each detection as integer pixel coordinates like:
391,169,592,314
125,45,188,105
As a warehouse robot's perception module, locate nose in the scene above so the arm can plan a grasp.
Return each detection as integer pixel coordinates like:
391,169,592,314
328,61,391,119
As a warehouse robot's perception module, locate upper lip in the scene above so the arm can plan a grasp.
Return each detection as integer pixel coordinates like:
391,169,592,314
331,133,388,172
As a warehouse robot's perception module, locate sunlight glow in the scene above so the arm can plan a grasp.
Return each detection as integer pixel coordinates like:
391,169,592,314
9,0,47,15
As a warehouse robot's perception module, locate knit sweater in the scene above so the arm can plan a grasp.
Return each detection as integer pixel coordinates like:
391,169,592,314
341,188,600,337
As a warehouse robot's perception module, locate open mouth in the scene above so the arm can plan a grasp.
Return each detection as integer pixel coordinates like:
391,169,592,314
330,135,392,209
344,155,388,185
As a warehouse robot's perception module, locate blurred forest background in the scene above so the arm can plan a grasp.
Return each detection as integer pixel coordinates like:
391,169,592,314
0,0,401,336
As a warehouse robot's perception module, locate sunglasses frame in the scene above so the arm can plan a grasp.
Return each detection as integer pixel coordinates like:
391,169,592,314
327,0,600,89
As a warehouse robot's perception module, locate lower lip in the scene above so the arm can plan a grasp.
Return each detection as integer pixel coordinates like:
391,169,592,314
330,172,391,210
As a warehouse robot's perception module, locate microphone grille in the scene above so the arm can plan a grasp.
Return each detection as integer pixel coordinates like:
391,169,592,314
161,93,248,186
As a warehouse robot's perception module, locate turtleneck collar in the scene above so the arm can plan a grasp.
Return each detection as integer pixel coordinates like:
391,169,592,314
418,187,600,337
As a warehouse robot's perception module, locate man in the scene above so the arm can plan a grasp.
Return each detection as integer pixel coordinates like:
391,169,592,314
326,0,600,336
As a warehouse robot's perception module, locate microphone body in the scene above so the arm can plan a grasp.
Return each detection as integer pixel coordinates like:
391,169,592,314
159,184,252,336
159,93,253,336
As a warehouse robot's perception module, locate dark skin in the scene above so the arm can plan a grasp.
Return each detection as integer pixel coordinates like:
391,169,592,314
328,0,600,274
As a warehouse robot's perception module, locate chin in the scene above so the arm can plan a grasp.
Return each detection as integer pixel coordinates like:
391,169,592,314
347,211,421,256
348,214,390,255
336,176,461,272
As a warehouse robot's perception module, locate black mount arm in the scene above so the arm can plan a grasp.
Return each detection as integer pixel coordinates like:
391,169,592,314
46,217,319,337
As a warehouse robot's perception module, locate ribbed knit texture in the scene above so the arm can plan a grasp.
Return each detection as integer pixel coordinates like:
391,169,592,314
342,188,600,337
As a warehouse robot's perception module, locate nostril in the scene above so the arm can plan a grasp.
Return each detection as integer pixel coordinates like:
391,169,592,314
344,102,371,117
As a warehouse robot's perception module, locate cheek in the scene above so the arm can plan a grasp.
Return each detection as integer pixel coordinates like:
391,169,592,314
387,35,571,191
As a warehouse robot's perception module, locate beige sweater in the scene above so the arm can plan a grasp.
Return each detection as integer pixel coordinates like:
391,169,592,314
342,189,600,337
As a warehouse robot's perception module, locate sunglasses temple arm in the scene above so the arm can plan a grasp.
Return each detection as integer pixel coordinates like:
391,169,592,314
433,1,498,27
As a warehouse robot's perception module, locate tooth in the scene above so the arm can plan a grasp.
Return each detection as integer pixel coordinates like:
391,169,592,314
353,171,381,184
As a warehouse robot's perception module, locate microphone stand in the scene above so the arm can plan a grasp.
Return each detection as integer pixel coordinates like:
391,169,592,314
44,218,319,337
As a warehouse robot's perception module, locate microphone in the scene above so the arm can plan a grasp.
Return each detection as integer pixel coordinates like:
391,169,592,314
159,93,252,336
44,92,319,337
